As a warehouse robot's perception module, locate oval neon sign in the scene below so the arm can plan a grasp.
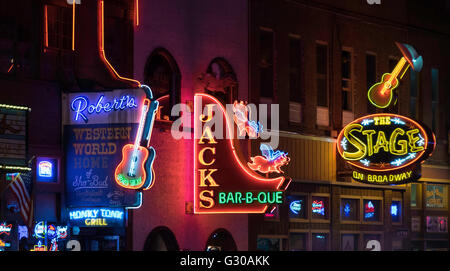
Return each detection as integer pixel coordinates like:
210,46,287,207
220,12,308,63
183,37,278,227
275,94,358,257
337,114,435,176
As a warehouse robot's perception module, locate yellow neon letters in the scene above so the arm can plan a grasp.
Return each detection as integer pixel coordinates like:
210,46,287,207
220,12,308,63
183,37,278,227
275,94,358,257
342,126,423,159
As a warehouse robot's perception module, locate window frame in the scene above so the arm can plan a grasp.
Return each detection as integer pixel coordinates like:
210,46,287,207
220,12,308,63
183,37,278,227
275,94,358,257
361,197,384,225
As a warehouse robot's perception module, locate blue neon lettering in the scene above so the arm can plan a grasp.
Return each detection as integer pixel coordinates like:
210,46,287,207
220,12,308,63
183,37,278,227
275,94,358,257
70,95,138,123
69,208,124,220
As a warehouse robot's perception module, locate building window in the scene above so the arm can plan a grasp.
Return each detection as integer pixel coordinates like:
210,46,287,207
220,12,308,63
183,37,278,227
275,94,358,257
289,36,302,124
410,70,419,119
288,232,307,251
410,183,422,208
287,195,307,220
431,68,439,132
316,43,328,107
144,48,181,121
391,200,402,224
366,53,377,114
341,234,359,251
363,199,382,222
311,196,329,220
45,5,72,50
257,237,286,251
259,30,274,99
311,233,329,251
425,184,448,209
341,50,352,111
341,198,359,221
426,216,448,233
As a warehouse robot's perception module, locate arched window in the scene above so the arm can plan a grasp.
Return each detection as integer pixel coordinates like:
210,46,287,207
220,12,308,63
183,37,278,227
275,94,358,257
195,58,237,105
143,226,180,251
205,228,237,251
144,48,181,120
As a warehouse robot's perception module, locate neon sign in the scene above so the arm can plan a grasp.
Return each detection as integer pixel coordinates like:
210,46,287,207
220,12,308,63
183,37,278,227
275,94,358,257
38,161,53,177
69,207,125,227
194,93,291,214
337,113,435,185
289,200,302,215
368,42,422,108
114,98,159,190
312,200,325,216
344,203,351,217
0,223,12,236
364,201,375,219
33,221,46,239
70,95,138,123
248,144,290,174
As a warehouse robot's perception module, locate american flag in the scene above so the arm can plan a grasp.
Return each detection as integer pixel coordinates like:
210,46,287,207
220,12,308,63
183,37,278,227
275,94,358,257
10,172,34,229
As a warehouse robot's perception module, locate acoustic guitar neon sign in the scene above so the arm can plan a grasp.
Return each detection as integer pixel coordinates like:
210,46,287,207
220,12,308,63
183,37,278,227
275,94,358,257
337,114,435,185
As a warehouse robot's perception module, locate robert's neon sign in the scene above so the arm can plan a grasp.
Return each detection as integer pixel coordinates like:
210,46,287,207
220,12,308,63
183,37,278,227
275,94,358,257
70,95,138,123
337,113,435,185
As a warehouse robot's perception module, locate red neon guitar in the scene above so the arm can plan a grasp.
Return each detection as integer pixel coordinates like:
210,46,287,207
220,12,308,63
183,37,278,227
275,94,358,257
367,42,423,108
114,98,157,189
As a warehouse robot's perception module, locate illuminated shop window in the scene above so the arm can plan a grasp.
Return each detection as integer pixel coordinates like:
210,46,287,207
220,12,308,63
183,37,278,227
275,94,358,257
391,201,402,223
311,196,329,220
341,234,359,251
287,195,307,220
256,237,286,251
311,233,329,251
340,198,359,221
425,184,448,209
45,5,72,50
363,199,381,222
259,29,274,99
366,53,377,114
288,232,307,251
426,216,448,233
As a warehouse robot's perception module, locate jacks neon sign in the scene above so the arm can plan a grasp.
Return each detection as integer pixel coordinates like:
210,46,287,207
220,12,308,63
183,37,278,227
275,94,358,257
337,113,435,185
70,95,138,123
194,94,291,214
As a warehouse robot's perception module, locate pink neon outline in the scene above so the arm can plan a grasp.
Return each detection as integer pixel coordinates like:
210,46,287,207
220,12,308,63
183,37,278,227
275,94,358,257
194,93,288,214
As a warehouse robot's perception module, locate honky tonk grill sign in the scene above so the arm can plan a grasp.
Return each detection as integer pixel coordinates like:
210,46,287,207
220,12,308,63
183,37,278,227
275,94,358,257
337,114,435,185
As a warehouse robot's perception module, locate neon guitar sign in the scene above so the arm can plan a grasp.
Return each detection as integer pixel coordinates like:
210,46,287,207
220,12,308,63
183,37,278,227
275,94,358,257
368,42,423,108
114,92,159,190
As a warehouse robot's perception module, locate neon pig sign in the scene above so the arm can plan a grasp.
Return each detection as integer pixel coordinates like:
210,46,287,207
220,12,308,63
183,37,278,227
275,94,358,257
337,113,435,185
194,93,291,214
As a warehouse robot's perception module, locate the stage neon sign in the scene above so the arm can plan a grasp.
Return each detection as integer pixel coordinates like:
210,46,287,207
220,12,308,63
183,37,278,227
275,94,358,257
70,95,138,123
337,113,435,185
194,94,291,214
